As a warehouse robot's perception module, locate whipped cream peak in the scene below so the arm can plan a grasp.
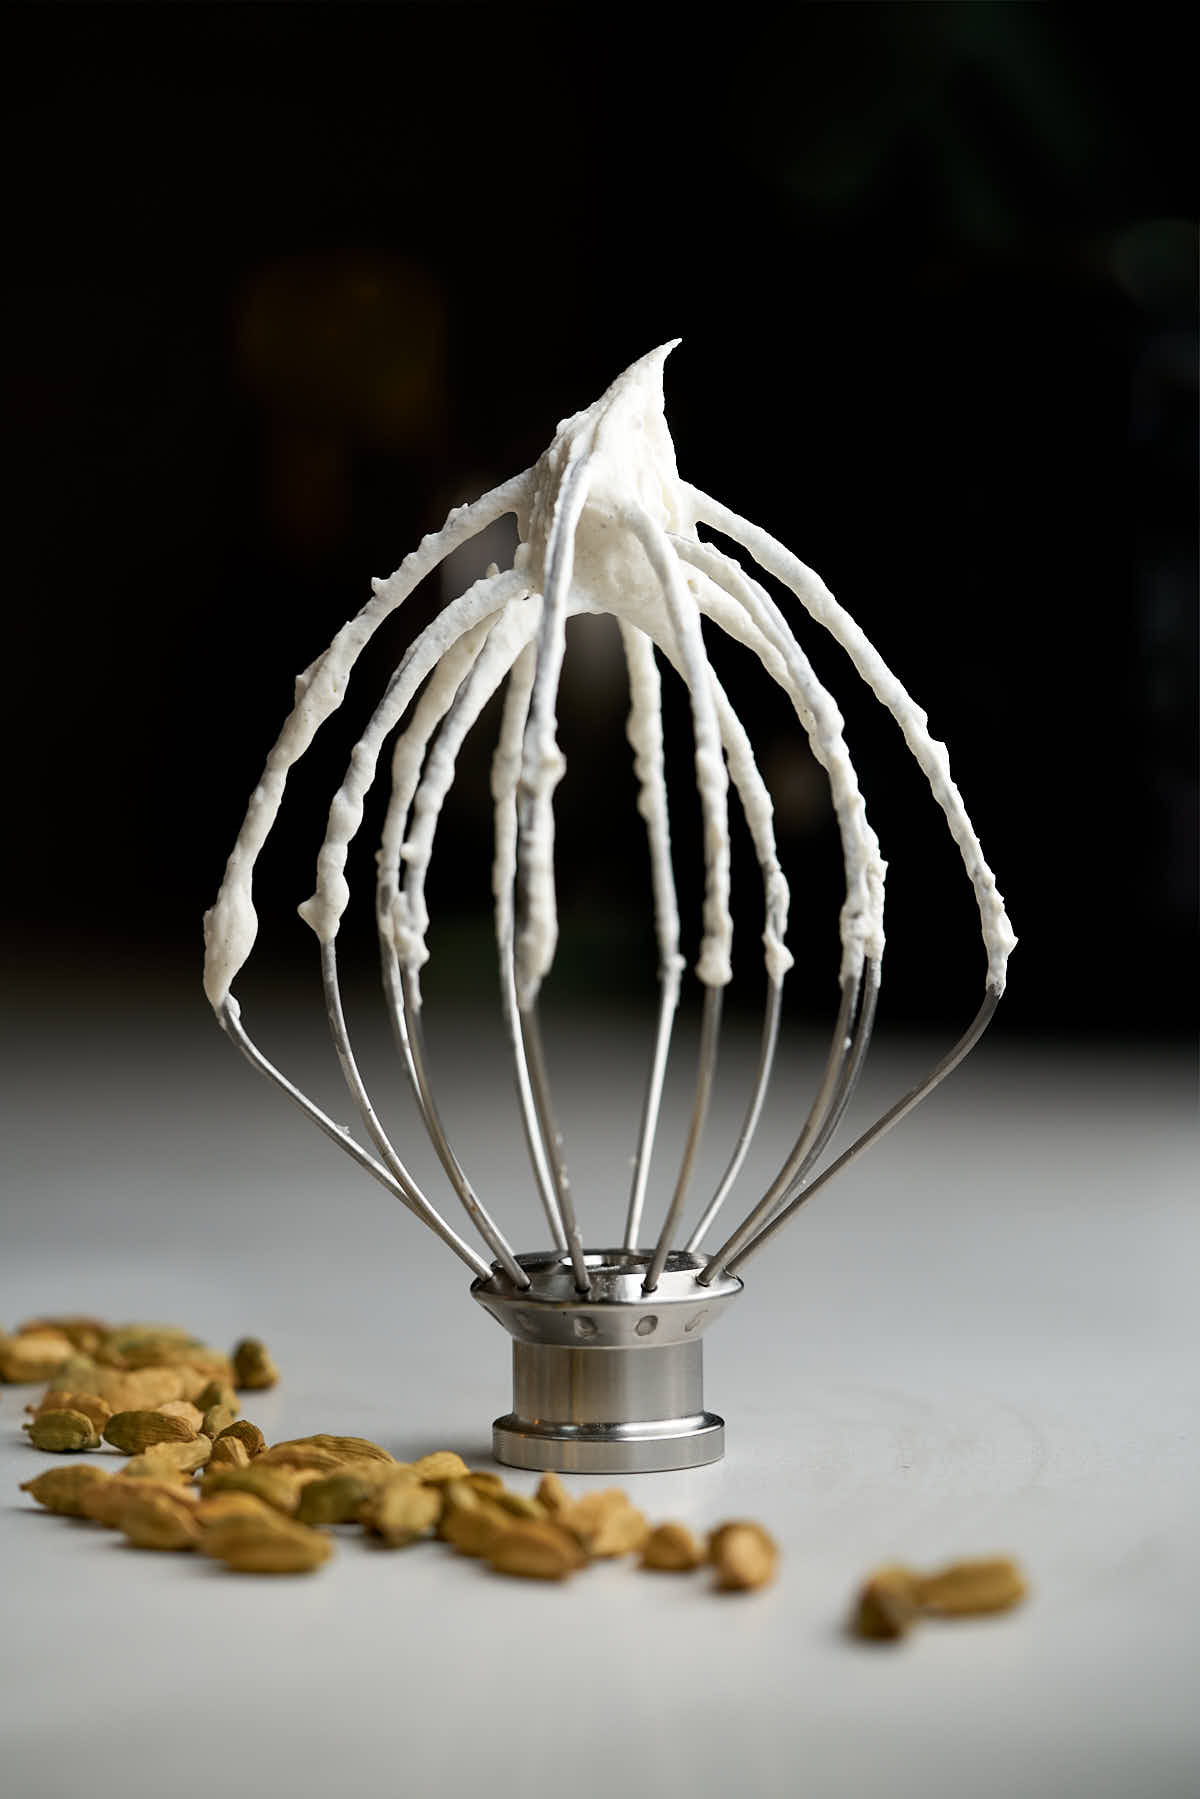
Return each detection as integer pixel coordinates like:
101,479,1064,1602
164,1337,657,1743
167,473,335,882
205,344,1013,1023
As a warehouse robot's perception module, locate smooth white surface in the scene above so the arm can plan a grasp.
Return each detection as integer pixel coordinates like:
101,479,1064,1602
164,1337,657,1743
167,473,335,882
1,992,1197,1799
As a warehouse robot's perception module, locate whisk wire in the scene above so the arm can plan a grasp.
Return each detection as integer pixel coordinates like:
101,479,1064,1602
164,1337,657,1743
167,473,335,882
490,642,568,1251
694,972,862,1285
398,966,530,1287
622,960,684,1253
321,942,528,1287
684,975,783,1252
642,984,723,1294
714,986,1001,1280
774,959,881,1214
619,620,686,1254
519,1002,592,1293
220,999,493,1283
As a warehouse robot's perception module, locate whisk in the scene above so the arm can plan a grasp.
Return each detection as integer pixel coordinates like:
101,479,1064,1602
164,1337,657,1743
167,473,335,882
204,343,1015,1473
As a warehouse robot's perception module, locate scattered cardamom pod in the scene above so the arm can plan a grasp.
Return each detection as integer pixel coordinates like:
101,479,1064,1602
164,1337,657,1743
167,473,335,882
202,1403,238,1440
438,1483,510,1558
488,1521,587,1581
97,1329,233,1382
113,1489,202,1552
911,1558,1027,1617
122,1438,212,1480
23,1408,101,1453
363,1479,442,1546
560,1489,648,1558
207,1435,251,1471
17,1316,108,1356
463,1470,506,1498
103,1410,198,1454
202,1515,333,1574
80,1477,201,1529
200,1465,317,1514
155,1399,205,1432
251,1445,353,1476
194,1380,240,1417
95,1367,191,1411
850,1566,920,1641
0,1329,73,1383
194,1493,281,1528
20,1464,113,1516
493,1490,547,1522
411,1450,469,1484
214,1419,266,1458
709,1521,778,1592
231,1338,279,1390
259,1433,393,1466
535,1470,569,1515
28,1390,113,1431
295,1473,375,1527
641,1521,705,1572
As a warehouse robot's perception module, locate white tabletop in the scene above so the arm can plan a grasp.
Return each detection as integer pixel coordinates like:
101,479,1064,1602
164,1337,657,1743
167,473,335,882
2,985,1197,1799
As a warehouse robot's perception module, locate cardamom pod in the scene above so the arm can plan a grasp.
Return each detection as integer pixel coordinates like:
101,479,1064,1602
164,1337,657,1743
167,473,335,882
114,1489,202,1551
487,1521,587,1581
155,1400,205,1432
560,1489,648,1557
493,1491,547,1522
251,1445,352,1475
439,1484,510,1558
202,1515,333,1574
911,1558,1026,1616
85,1366,190,1410
195,1493,280,1528
641,1521,705,1572
850,1566,920,1641
214,1419,265,1458
194,1380,240,1416
709,1521,778,1592
258,1434,393,1466
295,1473,375,1527
0,1330,73,1383
207,1435,251,1470
535,1470,569,1515
80,1476,201,1529
231,1338,279,1390
23,1408,101,1453
411,1450,469,1484
96,1327,231,1375
200,1465,317,1514
202,1403,238,1440
122,1438,212,1479
17,1315,108,1355
28,1390,112,1432
20,1464,113,1515
463,1471,506,1498
362,1479,442,1546
103,1410,198,1454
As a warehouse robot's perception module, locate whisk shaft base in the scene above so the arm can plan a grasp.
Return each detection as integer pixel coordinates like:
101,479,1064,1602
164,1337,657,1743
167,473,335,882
496,1338,724,1473
472,1247,741,1475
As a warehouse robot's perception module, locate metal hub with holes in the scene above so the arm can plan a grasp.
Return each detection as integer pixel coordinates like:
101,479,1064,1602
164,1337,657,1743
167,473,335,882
473,1251,743,1472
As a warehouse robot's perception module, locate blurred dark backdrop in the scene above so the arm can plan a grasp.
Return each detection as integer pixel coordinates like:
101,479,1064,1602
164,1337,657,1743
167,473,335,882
4,3,1196,1039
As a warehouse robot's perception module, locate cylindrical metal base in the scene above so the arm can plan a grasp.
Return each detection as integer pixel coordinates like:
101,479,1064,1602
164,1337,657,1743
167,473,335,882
472,1249,741,1475
495,1336,725,1473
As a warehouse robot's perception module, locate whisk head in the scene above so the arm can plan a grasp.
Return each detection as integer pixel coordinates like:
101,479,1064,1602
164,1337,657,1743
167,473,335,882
205,344,1014,1472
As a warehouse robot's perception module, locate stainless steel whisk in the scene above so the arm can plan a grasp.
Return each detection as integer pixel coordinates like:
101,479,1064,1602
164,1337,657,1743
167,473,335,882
204,344,1015,1473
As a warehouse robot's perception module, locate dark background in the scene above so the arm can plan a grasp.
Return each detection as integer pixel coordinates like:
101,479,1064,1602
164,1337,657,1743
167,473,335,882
4,2,1196,1041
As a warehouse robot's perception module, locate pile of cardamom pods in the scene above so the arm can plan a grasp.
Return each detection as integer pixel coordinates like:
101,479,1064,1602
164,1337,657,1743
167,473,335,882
5,1313,1028,1624
3,1314,776,1587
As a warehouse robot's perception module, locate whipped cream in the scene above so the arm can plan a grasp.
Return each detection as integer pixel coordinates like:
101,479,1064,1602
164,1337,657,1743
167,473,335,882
205,342,1014,1022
